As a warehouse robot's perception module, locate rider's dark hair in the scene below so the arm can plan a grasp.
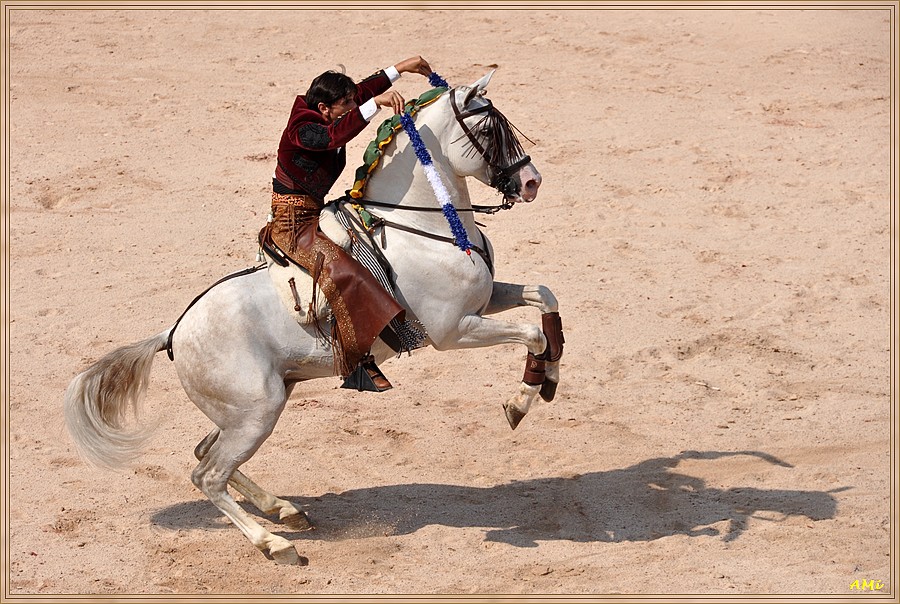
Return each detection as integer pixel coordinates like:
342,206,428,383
305,71,357,111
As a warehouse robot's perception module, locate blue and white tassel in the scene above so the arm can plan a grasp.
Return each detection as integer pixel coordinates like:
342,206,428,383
399,72,473,256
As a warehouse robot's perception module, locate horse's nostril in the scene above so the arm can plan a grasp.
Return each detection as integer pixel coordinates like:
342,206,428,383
518,178,541,202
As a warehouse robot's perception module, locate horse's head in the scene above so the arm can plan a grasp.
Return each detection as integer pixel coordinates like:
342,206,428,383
443,71,542,204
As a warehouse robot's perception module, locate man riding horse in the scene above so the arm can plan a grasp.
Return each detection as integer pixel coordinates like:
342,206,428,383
66,68,560,564
261,56,434,391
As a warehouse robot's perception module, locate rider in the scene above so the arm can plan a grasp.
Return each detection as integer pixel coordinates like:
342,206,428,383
263,56,434,391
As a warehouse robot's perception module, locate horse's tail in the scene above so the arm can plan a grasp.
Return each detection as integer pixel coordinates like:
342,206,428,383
63,330,170,469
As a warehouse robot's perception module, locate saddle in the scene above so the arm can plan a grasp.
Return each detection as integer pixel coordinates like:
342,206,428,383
258,203,426,355
258,230,330,327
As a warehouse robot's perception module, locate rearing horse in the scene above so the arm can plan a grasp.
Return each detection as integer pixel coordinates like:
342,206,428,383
63,71,564,564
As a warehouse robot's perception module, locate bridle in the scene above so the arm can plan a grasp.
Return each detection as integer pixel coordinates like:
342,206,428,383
449,86,532,199
342,84,534,270
349,86,533,216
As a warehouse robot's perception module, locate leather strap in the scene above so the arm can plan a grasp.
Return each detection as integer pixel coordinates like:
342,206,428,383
374,215,494,274
450,88,492,160
523,352,547,385
259,225,289,267
449,88,531,181
166,264,267,361
541,312,565,362
345,196,515,215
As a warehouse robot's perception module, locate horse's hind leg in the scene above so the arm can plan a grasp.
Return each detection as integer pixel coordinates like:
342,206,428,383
191,424,304,565
194,430,313,531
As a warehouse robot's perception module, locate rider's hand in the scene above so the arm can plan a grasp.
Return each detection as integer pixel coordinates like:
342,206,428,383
394,56,433,78
374,90,406,115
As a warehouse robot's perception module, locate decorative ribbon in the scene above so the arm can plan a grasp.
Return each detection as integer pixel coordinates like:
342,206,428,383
428,72,449,88
399,72,473,255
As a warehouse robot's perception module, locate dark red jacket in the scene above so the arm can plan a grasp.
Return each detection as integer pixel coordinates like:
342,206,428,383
274,70,392,203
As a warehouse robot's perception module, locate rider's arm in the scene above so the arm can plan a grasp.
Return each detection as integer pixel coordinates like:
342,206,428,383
357,66,401,121
358,57,432,120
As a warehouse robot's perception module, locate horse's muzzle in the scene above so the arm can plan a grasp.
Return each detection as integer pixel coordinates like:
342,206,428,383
505,163,542,204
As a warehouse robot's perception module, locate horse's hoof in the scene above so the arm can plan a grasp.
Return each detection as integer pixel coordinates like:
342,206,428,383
540,379,558,402
281,509,315,532
503,403,526,430
268,543,307,566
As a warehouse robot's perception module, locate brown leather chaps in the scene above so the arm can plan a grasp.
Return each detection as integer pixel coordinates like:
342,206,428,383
264,192,405,376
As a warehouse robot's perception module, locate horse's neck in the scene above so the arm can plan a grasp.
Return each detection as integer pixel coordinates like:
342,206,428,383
364,101,478,231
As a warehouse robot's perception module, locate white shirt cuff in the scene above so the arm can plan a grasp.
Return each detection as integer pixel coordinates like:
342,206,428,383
385,65,401,83
359,98,380,122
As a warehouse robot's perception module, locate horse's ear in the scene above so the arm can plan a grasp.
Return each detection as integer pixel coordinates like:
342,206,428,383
463,69,496,106
471,69,495,93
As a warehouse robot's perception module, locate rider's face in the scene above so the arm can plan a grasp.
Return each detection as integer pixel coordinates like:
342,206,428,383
319,93,357,123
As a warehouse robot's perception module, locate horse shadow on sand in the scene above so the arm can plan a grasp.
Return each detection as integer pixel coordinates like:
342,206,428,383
151,450,845,547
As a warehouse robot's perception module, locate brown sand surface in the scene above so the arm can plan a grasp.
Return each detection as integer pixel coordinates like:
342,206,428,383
3,5,896,597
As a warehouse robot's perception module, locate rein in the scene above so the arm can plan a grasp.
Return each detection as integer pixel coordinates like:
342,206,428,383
347,197,515,215
336,198,494,275
378,218,494,275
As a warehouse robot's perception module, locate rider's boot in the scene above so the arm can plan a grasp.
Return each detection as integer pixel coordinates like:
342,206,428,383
341,354,393,392
362,355,393,391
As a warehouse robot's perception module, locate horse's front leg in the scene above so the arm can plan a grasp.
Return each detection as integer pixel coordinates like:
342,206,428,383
434,315,546,430
483,283,559,315
483,282,565,403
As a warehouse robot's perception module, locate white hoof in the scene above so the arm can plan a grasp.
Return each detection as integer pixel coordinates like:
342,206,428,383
267,540,306,566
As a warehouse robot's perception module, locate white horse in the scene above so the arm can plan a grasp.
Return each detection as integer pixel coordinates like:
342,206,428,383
64,72,564,564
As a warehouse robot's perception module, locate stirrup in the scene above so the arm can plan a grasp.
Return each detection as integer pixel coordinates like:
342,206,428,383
341,356,393,392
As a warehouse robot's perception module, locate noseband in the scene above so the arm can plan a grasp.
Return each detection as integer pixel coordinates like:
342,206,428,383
450,88,532,198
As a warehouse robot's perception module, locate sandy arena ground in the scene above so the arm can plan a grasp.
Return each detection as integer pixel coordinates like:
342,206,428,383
3,5,897,598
